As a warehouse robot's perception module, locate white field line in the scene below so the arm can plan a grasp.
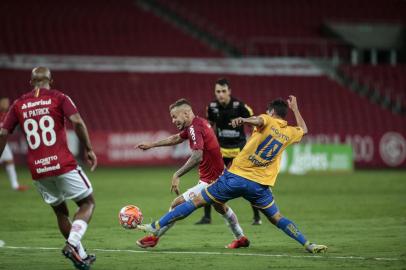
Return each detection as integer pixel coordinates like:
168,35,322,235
0,245,401,262
0,246,400,261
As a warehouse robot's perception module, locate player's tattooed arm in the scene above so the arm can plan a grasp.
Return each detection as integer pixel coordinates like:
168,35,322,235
287,95,308,134
69,113,98,171
137,134,185,150
171,150,203,195
0,128,9,156
230,116,264,128
175,149,203,178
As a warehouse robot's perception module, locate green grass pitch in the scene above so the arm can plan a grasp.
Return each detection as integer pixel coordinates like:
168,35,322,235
0,167,405,270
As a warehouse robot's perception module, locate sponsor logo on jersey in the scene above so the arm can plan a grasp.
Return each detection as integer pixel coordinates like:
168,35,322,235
248,154,272,167
34,155,58,166
270,126,290,142
218,129,240,138
21,99,52,110
189,126,196,144
233,101,240,108
36,163,61,174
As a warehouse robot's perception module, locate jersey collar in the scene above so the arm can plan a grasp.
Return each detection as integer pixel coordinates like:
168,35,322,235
274,118,287,128
216,96,235,108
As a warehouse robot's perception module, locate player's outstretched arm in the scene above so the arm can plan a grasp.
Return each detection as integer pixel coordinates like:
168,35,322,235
230,116,264,128
171,149,203,195
69,113,98,171
0,128,9,156
136,134,185,150
287,95,308,134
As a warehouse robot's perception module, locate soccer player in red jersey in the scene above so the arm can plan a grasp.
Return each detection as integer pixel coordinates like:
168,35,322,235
135,99,249,249
0,67,97,270
0,97,28,191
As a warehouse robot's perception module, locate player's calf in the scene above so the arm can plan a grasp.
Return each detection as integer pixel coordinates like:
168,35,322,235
67,195,95,255
264,210,328,253
138,195,206,233
52,202,71,239
213,203,245,240
74,195,96,223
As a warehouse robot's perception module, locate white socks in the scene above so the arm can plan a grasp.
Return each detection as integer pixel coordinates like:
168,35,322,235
223,207,244,239
5,164,19,189
68,220,88,248
77,242,88,259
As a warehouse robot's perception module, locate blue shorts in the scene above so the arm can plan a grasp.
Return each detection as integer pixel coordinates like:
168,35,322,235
201,170,279,216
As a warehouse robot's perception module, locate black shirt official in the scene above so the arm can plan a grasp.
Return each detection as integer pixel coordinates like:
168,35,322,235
196,78,261,226
207,97,253,150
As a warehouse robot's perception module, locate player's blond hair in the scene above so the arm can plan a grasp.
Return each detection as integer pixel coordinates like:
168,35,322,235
169,98,192,111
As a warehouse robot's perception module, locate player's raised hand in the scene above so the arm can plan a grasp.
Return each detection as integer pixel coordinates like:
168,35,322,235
171,175,180,195
287,95,299,111
86,149,98,172
230,117,245,128
136,143,153,150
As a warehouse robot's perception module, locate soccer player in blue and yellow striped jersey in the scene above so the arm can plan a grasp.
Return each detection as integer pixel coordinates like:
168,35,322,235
138,96,327,253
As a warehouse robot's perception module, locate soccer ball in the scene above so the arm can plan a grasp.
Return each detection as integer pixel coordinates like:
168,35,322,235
118,205,143,229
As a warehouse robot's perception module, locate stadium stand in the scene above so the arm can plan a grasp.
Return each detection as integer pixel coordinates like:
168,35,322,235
156,0,406,57
0,0,220,57
0,0,404,168
340,65,406,110
1,69,404,133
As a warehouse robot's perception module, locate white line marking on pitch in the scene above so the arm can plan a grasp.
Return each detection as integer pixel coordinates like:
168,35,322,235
0,245,400,262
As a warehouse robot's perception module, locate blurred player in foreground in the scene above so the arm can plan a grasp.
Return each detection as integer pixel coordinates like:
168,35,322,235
197,78,261,225
0,67,98,270
137,96,328,253
0,97,28,191
135,99,250,249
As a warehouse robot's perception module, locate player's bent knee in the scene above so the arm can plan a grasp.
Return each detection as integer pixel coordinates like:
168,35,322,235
191,194,206,208
171,196,185,209
269,212,283,225
77,194,96,210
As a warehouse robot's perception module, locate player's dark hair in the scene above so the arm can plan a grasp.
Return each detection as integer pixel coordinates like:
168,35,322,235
215,78,230,88
169,98,192,110
268,98,288,119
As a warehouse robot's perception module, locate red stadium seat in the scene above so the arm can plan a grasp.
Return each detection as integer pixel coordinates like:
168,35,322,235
341,65,406,108
0,0,221,57
0,69,404,134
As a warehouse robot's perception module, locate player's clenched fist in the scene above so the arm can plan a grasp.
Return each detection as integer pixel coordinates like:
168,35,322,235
230,117,245,128
136,143,153,150
287,95,299,111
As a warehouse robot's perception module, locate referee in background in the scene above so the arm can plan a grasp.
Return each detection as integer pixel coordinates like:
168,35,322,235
195,78,262,225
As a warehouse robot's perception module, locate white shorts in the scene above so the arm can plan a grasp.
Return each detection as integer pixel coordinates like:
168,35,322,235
34,166,93,206
182,180,209,201
0,144,13,162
